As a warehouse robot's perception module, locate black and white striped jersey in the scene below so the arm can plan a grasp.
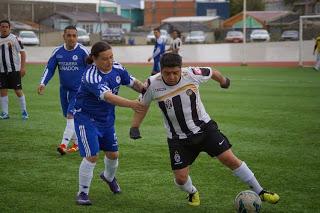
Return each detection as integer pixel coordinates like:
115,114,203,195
0,33,24,73
141,67,213,139
170,38,182,52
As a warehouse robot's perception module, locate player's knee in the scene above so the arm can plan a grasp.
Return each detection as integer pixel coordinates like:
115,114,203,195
86,156,98,163
105,151,118,160
174,173,188,185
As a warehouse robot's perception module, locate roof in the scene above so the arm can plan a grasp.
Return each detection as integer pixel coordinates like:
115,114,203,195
18,0,117,5
54,11,132,23
109,0,143,9
162,16,220,23
223,11,293,28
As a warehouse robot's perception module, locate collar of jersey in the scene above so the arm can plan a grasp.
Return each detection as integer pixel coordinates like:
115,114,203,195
94,64,112,75
0,34,10,38
64,43,79,51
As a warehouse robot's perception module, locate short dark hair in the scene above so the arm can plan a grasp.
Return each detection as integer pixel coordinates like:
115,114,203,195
153,27,160,32
160,53,182,69
86,41,112,64
0,20,10,27
64,25,77,33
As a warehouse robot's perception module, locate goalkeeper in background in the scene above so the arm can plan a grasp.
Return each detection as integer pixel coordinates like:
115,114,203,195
313,34,320,71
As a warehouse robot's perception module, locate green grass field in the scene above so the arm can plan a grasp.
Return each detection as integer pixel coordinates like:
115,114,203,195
0,64,319,212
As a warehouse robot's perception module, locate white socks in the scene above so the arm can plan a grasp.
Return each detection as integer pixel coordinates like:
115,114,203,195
174,176,197,194
71,132,78,145
61,118,75,146
233,162,263,194
1,96,8,114
103,156,118,182
18,95,27,112
79,158,96,195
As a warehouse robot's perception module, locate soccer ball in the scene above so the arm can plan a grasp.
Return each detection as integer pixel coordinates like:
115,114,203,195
234,190,262,213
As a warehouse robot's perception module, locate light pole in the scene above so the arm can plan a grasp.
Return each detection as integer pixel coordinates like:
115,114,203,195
242,0,247,66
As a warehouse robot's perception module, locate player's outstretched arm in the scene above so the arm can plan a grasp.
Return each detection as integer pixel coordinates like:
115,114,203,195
131,79,146,93
211,69,230,89
104,92,145,113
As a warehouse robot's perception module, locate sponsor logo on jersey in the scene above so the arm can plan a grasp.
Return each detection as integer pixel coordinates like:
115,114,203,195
72,55,78,61
186,89,193,96
174,151,182,165
116,75,121,84
155,87,166,92
192,67,202,75
165,99,173,109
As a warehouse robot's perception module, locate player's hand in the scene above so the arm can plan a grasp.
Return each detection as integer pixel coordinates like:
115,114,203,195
147,57,152,62
220,77,230,89
129,127,142,140
37,84,45,95
20,67,26,77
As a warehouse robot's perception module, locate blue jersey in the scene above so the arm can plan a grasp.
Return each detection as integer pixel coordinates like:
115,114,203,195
152,37,166,61
40,43,89,91
74,62,135,125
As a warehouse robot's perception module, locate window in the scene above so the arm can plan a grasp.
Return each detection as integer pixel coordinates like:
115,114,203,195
206,9,217,16
315,2,320,14
82,24,93,33
108,24,121,29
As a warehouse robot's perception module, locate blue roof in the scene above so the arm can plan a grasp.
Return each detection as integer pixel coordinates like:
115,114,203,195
110,0,141,9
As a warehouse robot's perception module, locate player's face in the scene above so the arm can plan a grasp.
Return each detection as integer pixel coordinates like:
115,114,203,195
154,30,160,39
94,49,114,72
63,29,78,49
0,23,10,37
161,66,181,86
172,31,178,39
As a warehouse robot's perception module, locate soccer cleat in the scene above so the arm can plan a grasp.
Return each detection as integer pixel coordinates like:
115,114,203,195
57,144,67,155
259,190,280,204
188,191,200,206
100,172,121,194
0,112,9,119
76,192,92,205
67,143,79,153
22,111,29,120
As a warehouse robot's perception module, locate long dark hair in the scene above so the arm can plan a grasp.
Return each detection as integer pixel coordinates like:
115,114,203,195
86,41,112,64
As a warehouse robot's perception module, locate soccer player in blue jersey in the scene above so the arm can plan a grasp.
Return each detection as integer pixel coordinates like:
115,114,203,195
148,27,166,75
37,26,89,155
74,41,145,205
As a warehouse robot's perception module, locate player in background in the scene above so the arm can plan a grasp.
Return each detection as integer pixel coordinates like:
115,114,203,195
313,34,320,71
166,29,182,55
37,26,89,155
130,53,280,207
0,19,28,120
74,41,145,205
148,27,166,76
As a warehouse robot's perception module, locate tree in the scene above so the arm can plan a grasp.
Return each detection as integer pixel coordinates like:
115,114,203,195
230,0,265,17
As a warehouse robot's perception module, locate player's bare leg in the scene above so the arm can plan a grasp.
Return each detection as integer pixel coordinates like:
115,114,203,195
174,167,200,206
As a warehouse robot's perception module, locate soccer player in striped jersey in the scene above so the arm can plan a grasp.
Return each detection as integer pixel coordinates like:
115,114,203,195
37,26,89,155
148,27,166,75
166,29,182,55
313,33,320,71
130,53,280,207
0,20,28,120
74,41,145,205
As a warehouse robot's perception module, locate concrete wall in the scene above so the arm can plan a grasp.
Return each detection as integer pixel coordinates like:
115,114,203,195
25,40,315,64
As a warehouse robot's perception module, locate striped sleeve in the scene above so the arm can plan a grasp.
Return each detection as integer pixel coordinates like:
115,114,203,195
83,66,110,100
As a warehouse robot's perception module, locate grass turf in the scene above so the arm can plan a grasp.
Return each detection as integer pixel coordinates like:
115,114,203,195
0,64,319,212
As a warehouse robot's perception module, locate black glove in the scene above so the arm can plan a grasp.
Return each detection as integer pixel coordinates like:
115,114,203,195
130,127,142,140
220,77,230,89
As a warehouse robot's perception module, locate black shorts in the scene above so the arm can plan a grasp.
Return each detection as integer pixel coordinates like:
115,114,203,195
167,120,232,170
0,72,22,89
